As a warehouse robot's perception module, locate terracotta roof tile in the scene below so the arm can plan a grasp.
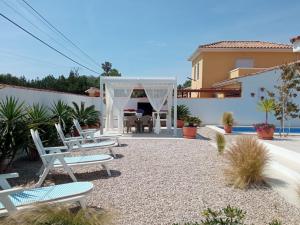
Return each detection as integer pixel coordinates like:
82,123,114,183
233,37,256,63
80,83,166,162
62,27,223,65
200,41,292,49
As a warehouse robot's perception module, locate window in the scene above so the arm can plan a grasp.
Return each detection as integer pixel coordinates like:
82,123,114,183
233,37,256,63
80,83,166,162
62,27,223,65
235,59,254,68
196,63,199,80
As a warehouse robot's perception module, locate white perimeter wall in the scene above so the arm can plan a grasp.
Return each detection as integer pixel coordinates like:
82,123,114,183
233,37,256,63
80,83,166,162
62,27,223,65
0,86,100,110
179,69,300,126
2,68,300,126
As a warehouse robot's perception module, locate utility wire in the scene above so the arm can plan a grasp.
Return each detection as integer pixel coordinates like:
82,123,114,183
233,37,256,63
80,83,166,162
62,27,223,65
21,0,101,68
0,12,100,75
1,0,96,69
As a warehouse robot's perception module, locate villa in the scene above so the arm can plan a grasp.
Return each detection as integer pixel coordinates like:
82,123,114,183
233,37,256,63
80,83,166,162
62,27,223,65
188,40,300,98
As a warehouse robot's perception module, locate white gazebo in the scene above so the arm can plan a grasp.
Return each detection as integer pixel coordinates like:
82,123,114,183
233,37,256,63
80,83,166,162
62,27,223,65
99,77,177,136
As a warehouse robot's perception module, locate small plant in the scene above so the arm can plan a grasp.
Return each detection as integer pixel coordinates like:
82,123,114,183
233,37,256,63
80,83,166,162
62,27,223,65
176,104,191,120
184,116,201,127
224,136,269,189
222,112,234,126
1,204,112,225
257,99,275,124
215,132,226,154
51,100,72,131
172,205,281,225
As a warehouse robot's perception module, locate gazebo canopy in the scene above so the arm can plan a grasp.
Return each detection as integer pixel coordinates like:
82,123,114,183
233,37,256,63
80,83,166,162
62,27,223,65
100,77,177,135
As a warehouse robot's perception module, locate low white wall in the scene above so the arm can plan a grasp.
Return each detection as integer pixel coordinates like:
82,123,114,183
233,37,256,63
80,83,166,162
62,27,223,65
179,69,300,126
0,86,100,110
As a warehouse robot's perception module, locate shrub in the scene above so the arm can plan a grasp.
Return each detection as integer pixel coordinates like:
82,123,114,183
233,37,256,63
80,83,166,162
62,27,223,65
215,132,226,154
0,96,27,169
222,112,234,126
184,116,201,127
51,100,72,132
176,105,191,120
172,205,281,225
71,101,100,126
224,136,269,189
1,204,112,225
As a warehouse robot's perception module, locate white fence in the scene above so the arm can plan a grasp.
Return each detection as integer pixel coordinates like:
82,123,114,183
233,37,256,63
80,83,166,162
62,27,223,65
0,85,99,110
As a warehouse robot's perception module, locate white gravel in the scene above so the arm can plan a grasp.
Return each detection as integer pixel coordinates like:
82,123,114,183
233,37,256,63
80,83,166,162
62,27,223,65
12,133,300,224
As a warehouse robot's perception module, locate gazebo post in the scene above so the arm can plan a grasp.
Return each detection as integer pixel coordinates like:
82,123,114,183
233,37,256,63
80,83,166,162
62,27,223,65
173,81,177,136
99,78,104,135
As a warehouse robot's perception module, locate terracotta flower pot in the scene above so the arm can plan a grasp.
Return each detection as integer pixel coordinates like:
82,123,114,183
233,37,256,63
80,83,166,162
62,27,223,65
224,125,232,133
256,128,274,140
177,120,184,128
183,126,197,139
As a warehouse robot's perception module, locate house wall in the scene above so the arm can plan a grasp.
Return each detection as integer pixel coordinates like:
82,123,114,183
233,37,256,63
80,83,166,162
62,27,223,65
0,86,99,110
191,50,299,97
180,68,300,126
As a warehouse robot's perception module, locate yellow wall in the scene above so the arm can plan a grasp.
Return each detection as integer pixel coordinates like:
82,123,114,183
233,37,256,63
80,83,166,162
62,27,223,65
192,51,300,90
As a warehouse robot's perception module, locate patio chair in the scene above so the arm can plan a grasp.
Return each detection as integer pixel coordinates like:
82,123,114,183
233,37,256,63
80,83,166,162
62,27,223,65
0,172,93,216
55,123,117,157
31,129,114,187
73,119,122,146
124,115,137,133
141,115,153,133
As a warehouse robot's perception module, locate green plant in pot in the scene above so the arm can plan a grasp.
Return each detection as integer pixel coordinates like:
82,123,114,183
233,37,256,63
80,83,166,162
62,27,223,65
175,105,191,128
182,116,201,139
25,103,53,160
71,102,100,129
222,112,234,133
254,98,275,140
0,97,27,171
216,132,226,154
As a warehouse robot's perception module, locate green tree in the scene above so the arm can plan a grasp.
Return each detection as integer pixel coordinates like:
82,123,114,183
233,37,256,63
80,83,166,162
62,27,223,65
101,61,112,76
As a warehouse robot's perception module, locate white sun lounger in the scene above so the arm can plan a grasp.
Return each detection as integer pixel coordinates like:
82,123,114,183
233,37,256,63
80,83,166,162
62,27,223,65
0,172,93,217
73,119,122,146
55,123,117,157
31,130,114,187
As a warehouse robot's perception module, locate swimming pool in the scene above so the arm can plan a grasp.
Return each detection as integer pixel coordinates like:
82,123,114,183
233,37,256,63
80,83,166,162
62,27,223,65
217,126,300,134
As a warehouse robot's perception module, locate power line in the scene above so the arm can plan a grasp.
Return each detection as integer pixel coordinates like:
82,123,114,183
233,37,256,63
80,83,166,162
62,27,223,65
0,12,100,75
21,0,101,68
1,0,96,69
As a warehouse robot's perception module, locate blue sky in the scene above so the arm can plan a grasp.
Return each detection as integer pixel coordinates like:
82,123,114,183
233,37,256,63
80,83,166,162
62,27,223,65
0,0,300,84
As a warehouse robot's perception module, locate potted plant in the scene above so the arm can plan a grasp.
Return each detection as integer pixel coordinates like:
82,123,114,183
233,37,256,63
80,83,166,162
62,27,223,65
254,99,275,140
222,112,234,133
172,105,191,128
182,116,201,139
0,97,27,171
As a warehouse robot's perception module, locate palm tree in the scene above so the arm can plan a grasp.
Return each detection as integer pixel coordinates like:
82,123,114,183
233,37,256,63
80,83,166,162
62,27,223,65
257,99,274,124
101,62,112,76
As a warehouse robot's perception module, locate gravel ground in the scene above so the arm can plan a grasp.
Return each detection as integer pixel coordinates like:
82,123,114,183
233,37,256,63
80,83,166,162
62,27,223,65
10,131,300,225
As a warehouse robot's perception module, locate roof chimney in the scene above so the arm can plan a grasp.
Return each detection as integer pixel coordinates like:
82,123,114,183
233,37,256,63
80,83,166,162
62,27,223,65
290,35,300,52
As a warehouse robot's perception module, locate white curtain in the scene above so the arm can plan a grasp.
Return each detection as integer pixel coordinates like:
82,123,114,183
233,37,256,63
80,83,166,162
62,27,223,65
143,84,172,134
105,83,134,133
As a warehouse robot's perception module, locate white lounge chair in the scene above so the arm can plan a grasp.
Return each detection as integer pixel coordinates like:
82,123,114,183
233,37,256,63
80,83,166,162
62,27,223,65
0,172,93,217
55,123,117,157
31,130,114,187
73,119,122,146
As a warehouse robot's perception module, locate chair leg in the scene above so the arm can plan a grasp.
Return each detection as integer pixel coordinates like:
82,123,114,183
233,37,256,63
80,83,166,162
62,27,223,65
102,164,111,176
36,167,50,187
109,147,116,158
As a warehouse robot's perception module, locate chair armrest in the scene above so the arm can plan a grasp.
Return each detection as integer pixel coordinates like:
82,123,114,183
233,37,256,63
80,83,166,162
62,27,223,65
41,152,70,158
83,128,97,132
44,146,68,152
0,187,23,195
80,130,95,135
65,136,83,141
0,173,19,180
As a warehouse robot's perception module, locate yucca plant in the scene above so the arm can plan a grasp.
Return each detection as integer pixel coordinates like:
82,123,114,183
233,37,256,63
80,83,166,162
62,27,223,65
224,136,269,189
216,132,226,154
176,105,191,120
0,96,26,170
257,98,275,124
1,204,112,225
51,100,72,132
71,101,100,127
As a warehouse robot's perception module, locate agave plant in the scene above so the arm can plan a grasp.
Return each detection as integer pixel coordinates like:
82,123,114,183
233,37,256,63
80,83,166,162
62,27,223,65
51,100,72,131
71,101,100,126
0,96,27,169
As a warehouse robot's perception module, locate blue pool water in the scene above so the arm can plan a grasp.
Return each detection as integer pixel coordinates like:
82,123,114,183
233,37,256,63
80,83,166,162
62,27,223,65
217,126,300,134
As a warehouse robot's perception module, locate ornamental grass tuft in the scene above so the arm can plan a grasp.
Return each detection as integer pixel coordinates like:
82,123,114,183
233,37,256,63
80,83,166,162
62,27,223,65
224,136,269,189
